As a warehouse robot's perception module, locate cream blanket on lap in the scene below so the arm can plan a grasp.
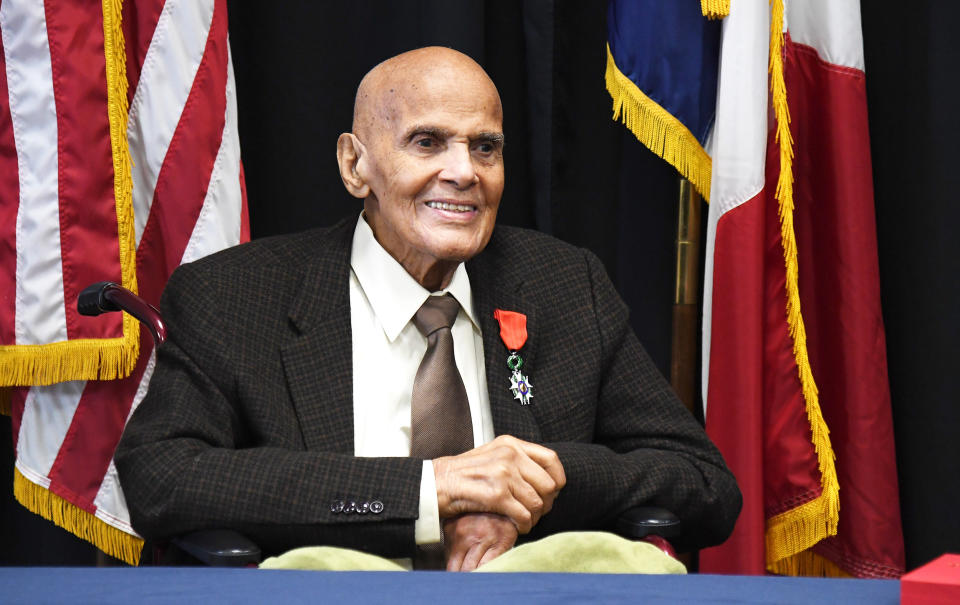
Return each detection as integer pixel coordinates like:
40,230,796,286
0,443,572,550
259,532,686,574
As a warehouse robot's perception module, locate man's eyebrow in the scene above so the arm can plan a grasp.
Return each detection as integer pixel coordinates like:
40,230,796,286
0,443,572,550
472,132,505,147
401,126,504,147
402,126,452,141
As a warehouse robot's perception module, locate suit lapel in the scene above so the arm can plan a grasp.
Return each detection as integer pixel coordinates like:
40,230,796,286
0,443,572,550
280,223,544,451
281,222,355,454
469,241,542,443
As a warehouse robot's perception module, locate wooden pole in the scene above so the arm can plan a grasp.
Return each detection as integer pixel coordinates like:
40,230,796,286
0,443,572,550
671,178,702,570
670,178,702,414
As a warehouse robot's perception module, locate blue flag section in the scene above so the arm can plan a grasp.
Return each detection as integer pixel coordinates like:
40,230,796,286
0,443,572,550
605,0,721,199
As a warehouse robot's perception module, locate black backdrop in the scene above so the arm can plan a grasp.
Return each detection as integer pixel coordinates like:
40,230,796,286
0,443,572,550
2,1,957,571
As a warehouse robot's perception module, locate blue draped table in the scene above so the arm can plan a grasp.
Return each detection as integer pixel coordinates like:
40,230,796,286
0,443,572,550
0,568,899,604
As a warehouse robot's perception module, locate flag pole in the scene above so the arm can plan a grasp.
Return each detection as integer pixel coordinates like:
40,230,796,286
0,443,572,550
671,178,701,415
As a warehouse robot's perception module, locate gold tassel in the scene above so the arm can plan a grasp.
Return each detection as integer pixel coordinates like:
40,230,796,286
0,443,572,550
0,0,139,387
14,468,143,565
101,0,141,367
701,0,731,19
0,337,137,386
766,493,836,567
605,44,712,201
764,0,841,574
768,549,852,578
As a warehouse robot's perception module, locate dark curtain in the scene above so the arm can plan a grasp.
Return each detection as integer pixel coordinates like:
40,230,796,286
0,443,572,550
3,0,957,571
223,1,680,376
862,1,960,569
225,1,678,374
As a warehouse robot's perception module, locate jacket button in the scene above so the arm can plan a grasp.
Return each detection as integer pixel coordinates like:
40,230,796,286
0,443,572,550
344,501,357,514
330,500,344,514
357,502,369,515
369,500,384,514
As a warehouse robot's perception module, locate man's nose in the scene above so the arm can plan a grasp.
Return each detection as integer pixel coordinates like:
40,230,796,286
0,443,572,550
438,144,479,189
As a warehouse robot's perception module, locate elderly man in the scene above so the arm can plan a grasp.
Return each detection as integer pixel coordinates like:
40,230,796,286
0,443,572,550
115,47,740,571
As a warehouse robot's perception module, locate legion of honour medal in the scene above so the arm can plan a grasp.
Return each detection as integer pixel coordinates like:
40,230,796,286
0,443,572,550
493,309,533,405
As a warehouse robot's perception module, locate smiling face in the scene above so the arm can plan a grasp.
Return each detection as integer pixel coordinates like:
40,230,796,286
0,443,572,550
338,48,505,290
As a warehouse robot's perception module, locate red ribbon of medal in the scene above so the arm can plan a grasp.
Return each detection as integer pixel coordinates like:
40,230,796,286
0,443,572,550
493,309,527,350
493,309,533,405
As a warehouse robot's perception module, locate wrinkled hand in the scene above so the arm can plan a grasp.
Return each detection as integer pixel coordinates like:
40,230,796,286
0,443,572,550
444,513,518,572
433,435,566,533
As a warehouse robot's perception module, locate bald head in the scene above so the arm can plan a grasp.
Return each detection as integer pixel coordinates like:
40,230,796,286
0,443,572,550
336,47,505,291
352,47,502,141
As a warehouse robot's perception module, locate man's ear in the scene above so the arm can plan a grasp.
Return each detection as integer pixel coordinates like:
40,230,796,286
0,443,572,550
336,133,371,199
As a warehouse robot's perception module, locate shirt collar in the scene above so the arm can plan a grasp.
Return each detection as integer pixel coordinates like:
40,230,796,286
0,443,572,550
350,214,478,342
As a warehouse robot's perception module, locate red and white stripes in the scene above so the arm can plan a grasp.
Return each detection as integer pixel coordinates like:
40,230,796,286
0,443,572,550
700,0,904,577
1,0,247,564
1,0,123,356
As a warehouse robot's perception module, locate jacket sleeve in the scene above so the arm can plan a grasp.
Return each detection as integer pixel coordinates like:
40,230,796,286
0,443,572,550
532,250,742,552
114,262,424,559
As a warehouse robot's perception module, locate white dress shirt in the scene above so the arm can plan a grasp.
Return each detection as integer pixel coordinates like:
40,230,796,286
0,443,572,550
349,215,495,545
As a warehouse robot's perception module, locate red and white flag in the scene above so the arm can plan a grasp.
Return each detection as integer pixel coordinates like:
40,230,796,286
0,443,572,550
0,0,248,564
700,0,904,577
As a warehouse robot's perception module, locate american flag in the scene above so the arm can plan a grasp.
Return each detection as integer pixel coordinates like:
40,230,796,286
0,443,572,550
0,0,247,564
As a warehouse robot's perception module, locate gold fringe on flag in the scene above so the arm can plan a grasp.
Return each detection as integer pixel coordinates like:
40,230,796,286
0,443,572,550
765,492,838,570
0,0,139,387
765,0,841,576
0,338,136,386
701,0,730,20
101,0,140,376
769,548,852,578
14,468,143,565
605,44,712,201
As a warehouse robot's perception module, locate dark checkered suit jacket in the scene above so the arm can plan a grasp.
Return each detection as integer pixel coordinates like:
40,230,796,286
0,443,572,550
115,218,741,558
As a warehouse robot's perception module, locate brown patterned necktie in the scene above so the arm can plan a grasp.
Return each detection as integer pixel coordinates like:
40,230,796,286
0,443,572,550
409,294,474,459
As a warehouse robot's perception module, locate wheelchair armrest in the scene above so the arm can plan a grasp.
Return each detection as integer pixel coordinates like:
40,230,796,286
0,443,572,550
170,529,262,567
614,506,682,540
77,281,167,347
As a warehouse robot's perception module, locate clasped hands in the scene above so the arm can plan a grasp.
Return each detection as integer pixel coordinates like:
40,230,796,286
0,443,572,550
432,435,566,571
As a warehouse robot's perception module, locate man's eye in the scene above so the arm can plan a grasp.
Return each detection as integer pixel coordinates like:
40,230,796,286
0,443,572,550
475,141,502,156
415,138,435,148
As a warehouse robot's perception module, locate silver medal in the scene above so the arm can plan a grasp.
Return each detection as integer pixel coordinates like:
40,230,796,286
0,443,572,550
506,352,533,405
509,369,533,405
